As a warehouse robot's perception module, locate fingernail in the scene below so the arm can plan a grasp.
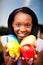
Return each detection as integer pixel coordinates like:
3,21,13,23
35,55,37,59
22,57,24,60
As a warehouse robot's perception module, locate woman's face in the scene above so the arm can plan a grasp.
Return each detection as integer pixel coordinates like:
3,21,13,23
12,12,32,41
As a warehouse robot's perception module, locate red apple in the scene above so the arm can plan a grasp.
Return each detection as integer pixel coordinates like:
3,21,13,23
21,44,36,60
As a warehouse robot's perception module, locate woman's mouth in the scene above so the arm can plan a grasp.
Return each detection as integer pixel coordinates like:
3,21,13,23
17,32,28,41
18,33,26,37
18,33,27,40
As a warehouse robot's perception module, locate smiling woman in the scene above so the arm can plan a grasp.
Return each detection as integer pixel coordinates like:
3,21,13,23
12,12,32,41
1,7,38,65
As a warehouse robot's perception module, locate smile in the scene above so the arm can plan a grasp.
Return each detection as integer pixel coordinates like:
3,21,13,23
18,33,27,38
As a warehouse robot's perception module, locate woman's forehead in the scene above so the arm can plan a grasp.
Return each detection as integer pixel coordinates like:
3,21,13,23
14,12,32,22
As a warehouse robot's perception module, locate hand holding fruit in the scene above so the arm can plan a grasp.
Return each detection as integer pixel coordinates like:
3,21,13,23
20,35,37,65
6,34,37,64
20,35,37,62
6,34,21,62
21,44,36,60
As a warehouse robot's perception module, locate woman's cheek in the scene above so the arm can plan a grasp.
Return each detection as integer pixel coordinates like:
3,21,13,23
26,28,32,33
14,27,19,33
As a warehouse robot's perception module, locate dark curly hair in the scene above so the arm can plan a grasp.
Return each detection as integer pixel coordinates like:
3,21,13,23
8,7,38,38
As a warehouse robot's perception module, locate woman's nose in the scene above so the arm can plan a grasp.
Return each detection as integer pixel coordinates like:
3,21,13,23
20,26,26,32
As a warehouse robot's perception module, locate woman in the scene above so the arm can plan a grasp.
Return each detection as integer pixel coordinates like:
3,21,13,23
1,7,38,65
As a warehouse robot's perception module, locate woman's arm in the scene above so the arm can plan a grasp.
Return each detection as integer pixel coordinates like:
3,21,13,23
3,46,17,65
33,50,43,65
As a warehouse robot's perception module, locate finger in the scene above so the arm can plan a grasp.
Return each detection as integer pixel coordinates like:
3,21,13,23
5,46,9,53
35,48,38,53
27,58,33,65
6,49,9,52
5,49,9,56
34,45,36,48
11,55,15,59
13,57,19,62
19,57,25,60
21,57,25,60
34,54,37,60
11,55,19,62
15,57,19,61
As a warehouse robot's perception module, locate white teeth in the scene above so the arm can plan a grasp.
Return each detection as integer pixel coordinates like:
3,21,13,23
18,34,25,37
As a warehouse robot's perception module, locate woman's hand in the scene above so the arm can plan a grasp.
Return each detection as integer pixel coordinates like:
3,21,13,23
3,46,17,65
18,54,37,65
5,46,19,61
18,46,38,65
4,44,38,65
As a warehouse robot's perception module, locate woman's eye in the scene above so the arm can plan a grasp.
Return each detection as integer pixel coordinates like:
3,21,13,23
25,24,30,26
25,24,31,27
16,24,20,27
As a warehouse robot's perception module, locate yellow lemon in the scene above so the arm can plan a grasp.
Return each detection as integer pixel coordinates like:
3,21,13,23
7,40,21,57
